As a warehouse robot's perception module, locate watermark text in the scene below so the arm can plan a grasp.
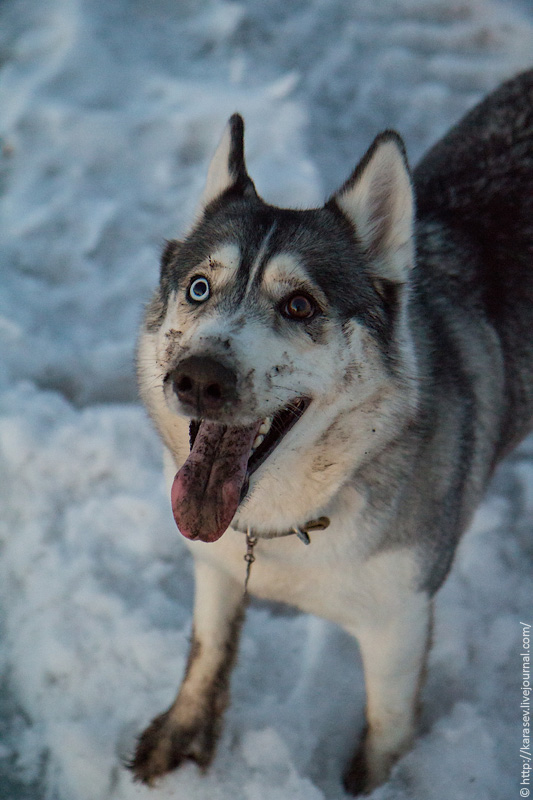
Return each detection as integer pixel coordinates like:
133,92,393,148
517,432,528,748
520,621,531,798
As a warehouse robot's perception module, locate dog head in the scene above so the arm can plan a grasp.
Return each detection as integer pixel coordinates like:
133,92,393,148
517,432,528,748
138,114,418,542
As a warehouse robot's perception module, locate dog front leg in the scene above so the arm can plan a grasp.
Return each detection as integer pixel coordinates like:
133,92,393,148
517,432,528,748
130,558,245,786
344,593,432,796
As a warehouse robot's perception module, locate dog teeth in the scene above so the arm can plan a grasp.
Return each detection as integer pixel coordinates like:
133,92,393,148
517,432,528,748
251,418,272,453
252,433,265,451
259,417,272,435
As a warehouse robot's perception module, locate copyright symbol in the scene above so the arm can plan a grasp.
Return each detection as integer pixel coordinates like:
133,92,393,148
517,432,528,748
520,788,529,797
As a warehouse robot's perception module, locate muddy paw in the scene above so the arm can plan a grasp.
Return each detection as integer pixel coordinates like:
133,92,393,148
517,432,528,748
343,736,370,797
128,708,218,786
343,726,405,797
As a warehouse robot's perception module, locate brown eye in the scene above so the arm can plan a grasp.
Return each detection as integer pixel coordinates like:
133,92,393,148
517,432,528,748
283,294,316,320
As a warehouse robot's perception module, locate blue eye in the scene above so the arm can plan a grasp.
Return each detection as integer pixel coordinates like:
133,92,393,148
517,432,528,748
187,276,210,303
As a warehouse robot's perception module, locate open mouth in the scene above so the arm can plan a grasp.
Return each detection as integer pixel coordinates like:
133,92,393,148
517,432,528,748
189,396,309,482
171,397,310,543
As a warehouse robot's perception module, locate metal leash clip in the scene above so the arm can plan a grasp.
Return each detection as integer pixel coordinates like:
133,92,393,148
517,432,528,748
291,516,330,546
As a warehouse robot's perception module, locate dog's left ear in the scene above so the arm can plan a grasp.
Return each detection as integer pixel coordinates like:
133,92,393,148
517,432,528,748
196,114,257,215
329,131,414,284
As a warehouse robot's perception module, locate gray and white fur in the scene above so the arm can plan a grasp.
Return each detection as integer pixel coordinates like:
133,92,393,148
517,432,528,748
131,70,533,794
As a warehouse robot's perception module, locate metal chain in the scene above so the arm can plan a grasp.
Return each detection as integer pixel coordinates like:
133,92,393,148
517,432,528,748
242,516,329,595
243,527,258,596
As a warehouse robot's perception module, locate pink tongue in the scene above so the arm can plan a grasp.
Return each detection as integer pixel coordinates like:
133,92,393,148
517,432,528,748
171,420,259,542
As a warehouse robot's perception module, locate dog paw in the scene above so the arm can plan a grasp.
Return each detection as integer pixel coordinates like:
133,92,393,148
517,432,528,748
128,708,217,786
343,728,406,797
343,737,370,797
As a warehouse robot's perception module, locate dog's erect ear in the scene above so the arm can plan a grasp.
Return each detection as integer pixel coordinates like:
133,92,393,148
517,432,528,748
329,131,414,283
160,239,181,269
196,113,257,214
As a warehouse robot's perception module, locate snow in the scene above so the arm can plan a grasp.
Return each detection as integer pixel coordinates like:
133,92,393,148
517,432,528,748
0,0,532,797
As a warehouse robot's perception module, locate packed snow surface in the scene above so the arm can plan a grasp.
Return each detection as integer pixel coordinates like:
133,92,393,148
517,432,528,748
0,1,532,798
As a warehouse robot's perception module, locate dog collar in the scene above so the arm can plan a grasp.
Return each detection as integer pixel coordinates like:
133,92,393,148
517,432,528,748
236,515,330,545
242,516,330,595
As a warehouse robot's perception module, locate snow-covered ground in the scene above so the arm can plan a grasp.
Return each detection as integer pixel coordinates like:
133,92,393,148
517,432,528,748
0,1,532,798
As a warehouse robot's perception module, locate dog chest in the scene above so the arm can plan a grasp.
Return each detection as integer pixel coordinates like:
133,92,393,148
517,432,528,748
188,525,421,634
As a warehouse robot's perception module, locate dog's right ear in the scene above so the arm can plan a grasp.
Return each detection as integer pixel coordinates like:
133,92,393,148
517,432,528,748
161,238,181,269
195,114,257,215
159,239,182,281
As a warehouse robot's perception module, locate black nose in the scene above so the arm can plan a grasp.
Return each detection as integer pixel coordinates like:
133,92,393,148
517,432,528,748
170,355,238,415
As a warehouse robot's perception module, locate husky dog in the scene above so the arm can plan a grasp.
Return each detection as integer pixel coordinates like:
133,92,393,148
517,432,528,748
132,70,533,794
